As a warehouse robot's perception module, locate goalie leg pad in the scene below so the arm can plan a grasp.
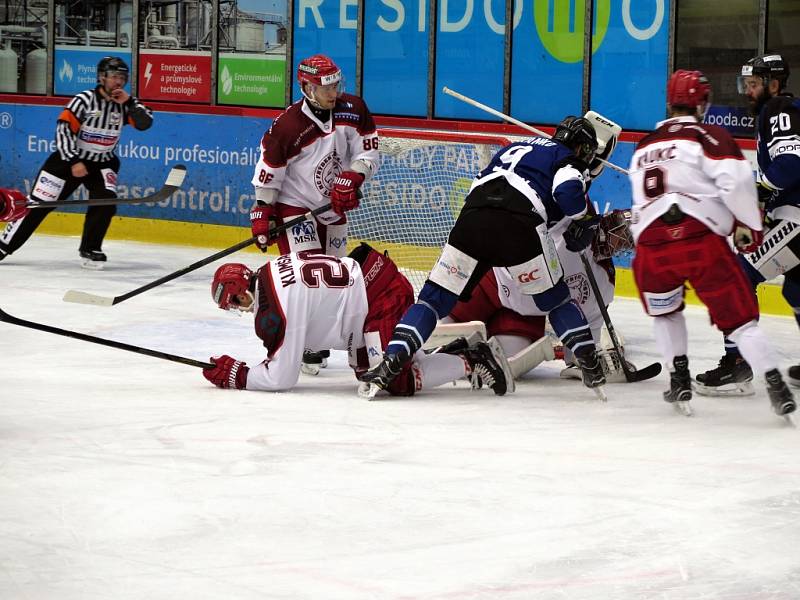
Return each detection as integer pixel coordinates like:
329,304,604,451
508,337,555,379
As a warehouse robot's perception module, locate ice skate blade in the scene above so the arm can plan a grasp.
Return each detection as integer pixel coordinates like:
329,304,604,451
782,414,796,427
592,385,608,402
673,400,694,417
693,381,755,397
358,381,381,400
80,259,105,271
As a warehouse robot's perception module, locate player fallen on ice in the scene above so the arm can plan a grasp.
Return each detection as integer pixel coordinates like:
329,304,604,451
202,244,513,396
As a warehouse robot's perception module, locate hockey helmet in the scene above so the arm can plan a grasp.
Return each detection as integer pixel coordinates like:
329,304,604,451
738,53,790,94
297,54,342,88
97,56,129,83
553,116,599,163
211,263,254,311
667,70,711,110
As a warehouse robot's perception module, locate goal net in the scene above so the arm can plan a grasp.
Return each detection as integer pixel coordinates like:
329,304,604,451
348,128,511,293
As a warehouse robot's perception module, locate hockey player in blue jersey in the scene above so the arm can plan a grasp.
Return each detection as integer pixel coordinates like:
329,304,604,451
696,54,800,396
361,116,607,396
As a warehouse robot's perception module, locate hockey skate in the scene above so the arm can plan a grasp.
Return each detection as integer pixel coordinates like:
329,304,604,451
301,349,329,376
79,249,107,271
359,351,410,394
664,355,693,416
787,364,800,388
694,354,754,396
463,337,515,396
560,349,638,384
765,369,797,422
575,350,608,401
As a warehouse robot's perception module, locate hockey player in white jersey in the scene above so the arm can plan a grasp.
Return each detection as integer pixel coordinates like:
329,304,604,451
201,245,513,396
249,54,379,260
628,69,795,418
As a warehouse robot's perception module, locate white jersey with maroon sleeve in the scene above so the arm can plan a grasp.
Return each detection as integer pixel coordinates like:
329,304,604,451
244,251,369,391
492,242,614,342
251,94,380,226
628,115,760,241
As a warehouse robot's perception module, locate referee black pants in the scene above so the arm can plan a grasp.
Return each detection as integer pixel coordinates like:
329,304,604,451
0,152,119,255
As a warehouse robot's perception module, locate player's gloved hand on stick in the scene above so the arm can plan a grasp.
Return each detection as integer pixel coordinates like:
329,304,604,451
250,204,277,252
733,221,764,253
0,188,30,222
203,355,249,389
564,214,601,252
330,170,365,215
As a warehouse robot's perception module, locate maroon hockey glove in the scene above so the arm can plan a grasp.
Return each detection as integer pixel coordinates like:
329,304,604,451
733,221,764,254
250,204,277,252
330,170,365,215
203,355,249,389
0,188,30,222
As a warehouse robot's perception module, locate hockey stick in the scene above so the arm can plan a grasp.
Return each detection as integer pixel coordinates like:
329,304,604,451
0,305,213,368
578,251,662,382
441,87,629,175
63,204,334,307
26,164,187,208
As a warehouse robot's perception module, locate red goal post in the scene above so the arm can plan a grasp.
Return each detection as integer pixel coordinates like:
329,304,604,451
349,128,512,293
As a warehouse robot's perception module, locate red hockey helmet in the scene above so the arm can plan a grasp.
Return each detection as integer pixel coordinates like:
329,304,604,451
297,54,342,87
211,263,253,311
667,70,711,109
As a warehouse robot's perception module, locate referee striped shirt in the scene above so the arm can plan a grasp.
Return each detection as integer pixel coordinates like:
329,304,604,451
56,86,153,164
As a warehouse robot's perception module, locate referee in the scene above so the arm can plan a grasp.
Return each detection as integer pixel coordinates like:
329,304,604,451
0,56,153,268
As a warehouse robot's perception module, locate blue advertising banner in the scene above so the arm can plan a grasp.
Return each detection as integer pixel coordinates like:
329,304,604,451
54,47,132,97
292,0,357,101
511,1,584,124
590,0,669,130
704,104,756,137
0,103,265,227
362,2,428,117
434,1,505,120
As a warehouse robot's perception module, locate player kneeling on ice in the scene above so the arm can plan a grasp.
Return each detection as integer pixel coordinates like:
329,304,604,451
361,116,608,399
202,244,513,396
628,69,795,418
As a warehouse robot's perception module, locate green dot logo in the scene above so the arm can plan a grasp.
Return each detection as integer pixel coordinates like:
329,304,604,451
534,0,611,63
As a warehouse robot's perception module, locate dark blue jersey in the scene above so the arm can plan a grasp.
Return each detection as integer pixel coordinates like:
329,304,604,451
477,136,588,226
756,94,800,212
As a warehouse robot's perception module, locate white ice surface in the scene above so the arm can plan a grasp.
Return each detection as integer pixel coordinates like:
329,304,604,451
1,234,799,600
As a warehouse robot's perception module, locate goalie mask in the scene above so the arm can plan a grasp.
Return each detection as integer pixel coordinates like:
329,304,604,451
297,54,343,109
592,210,634,260
212,263,254,313
553,116,599,164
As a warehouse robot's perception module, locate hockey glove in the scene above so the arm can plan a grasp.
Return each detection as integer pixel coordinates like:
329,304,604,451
0,188,30,222
203,355,249,389
250,204,277,252
330,170,365,215
563,214,601,252
733,221,764,254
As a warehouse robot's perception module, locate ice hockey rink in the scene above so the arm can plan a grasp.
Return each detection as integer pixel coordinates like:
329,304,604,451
1,234,799,600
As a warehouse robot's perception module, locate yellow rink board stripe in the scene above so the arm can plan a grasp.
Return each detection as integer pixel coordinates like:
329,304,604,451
34,212,793,318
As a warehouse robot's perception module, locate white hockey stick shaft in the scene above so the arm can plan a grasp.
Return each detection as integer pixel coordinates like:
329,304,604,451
442,87,629,175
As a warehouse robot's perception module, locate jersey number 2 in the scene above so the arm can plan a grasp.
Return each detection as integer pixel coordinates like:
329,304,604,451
298,251,350,288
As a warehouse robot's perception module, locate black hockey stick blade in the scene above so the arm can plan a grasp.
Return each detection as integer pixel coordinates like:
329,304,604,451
0,305,213,368
578,251,662,383
63,203,334,307
26,165,187,209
